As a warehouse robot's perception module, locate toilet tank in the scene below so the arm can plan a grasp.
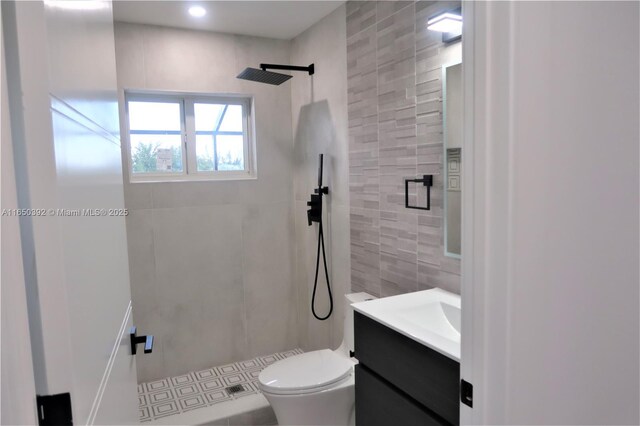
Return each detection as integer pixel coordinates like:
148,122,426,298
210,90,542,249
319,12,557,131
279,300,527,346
337,292,376,357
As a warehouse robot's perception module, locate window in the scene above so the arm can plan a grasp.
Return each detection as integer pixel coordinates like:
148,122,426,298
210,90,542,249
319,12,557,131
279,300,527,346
125,92,255,182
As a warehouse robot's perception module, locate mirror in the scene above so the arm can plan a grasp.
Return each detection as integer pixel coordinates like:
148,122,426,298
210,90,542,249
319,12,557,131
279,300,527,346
443,62,462,258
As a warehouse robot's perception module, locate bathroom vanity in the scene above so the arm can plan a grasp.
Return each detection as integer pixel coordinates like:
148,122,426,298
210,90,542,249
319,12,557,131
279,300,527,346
352,289,461,426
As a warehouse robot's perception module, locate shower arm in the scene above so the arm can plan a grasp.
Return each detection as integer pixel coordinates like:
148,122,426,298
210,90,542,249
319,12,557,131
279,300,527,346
260,63,315,75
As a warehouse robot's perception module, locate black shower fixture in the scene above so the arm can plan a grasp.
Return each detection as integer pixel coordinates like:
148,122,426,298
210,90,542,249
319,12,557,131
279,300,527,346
307,154,332,321
236,63,315,86
307,154,328,226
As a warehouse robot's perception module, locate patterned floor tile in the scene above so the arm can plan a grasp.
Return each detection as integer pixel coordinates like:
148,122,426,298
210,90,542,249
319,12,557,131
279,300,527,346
147,388,175,405
171,372,196,387
277,349,301,359
178,394,207,412
139,406,151,423
198,377,225,392
220,372,246,387
194,368,217,381
150,401,179,419
214,363,240,376
204,389,231,405
174,383,200,398
242,368,262,382
146,378,171,393
138,394,147,406
138,348,303,421
257,354,279,366
237,359,262,370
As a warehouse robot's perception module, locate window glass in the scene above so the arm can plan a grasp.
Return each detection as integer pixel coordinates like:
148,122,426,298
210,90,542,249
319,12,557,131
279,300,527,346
194,103,226,132
217,135,244,171
128,100,183,174
218,105,243,132
194,102,245,172
128,101,181,131
126,94,253,180
195,134,215,172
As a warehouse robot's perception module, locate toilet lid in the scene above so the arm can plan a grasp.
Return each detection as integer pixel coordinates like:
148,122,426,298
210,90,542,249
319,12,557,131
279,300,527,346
258,349,354,395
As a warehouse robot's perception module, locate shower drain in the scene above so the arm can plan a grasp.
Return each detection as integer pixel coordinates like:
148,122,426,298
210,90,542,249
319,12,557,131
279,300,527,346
225,384,245,394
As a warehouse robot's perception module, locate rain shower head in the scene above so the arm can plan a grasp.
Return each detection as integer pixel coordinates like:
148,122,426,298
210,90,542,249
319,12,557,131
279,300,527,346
236,68,293,85
236,63,314,86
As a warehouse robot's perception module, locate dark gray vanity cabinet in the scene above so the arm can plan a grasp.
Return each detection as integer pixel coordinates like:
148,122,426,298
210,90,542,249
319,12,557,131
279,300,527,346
354,312,460,426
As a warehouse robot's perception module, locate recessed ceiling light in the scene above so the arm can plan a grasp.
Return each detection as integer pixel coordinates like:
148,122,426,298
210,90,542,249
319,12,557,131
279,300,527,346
188,5,207,18
427,12,462,33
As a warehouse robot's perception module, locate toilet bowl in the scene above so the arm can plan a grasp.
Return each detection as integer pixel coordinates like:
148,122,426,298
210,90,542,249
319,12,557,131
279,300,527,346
258,292,376,426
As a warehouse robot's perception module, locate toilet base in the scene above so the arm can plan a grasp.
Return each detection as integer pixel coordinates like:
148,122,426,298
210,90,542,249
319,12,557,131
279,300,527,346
262,375,355,426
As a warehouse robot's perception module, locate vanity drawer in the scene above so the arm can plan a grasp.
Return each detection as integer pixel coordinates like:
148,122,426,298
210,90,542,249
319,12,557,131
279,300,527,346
354,312,460,424
355,365,448,426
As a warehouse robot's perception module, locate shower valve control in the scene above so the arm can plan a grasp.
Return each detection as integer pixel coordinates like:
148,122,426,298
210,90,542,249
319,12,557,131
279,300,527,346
307,186,328,226
307,194,322,226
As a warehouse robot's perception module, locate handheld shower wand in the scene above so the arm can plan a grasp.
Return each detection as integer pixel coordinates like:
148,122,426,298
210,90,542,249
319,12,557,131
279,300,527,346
307,154,333,321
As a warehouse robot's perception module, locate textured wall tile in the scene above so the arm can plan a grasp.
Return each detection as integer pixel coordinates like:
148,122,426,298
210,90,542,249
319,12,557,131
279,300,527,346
418,261,460,294
377,1,414,21
347,1,377,38
380,252,418,294
350,207,381,296
347,0,461,297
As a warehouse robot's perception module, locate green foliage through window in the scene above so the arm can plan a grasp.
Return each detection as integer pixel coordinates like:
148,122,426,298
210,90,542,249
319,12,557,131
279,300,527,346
131,143,183,173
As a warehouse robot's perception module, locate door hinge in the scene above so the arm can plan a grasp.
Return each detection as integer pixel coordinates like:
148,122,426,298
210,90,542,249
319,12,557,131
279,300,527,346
461,379,473,408
36,392,73,425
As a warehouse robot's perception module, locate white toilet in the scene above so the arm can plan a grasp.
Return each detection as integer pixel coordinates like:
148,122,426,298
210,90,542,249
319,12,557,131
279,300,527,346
258,292,376,426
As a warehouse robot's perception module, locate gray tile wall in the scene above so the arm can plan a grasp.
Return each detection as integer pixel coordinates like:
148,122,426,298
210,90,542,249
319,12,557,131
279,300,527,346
114,23,298,382
347,1,462,297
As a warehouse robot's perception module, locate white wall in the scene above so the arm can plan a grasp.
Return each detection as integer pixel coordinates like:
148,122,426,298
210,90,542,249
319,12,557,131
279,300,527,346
290,5,350,351
1,4,37,423
3,0,138,422
464,1,639,424
114,22,298,381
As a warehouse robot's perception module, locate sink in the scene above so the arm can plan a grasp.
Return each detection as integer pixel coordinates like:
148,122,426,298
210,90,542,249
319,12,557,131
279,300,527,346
441,302,461,334
398,301,461,337
352,288,461,361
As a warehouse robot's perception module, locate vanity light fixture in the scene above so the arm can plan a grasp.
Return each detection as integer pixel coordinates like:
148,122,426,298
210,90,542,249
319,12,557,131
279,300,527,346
427,9,462,43
427,12,462,32
188,5,207,18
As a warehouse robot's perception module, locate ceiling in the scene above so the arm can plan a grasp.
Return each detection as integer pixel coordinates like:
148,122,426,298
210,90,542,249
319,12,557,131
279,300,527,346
113,1,345,40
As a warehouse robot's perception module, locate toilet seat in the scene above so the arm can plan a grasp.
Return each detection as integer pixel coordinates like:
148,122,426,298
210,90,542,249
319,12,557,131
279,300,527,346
258,349,354,395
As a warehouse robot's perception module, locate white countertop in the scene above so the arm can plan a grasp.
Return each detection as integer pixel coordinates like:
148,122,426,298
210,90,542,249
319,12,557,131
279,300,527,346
352,288,461,362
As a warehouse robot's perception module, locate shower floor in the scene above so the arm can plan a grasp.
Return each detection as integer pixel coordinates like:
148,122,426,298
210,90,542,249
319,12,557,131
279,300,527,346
138,348,303,423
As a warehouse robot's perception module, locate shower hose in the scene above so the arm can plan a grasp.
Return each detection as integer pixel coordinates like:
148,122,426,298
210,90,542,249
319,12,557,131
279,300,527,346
312,219,333,321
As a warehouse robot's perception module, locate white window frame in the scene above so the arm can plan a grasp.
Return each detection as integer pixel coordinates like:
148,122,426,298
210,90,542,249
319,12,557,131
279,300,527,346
124,90,256,183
